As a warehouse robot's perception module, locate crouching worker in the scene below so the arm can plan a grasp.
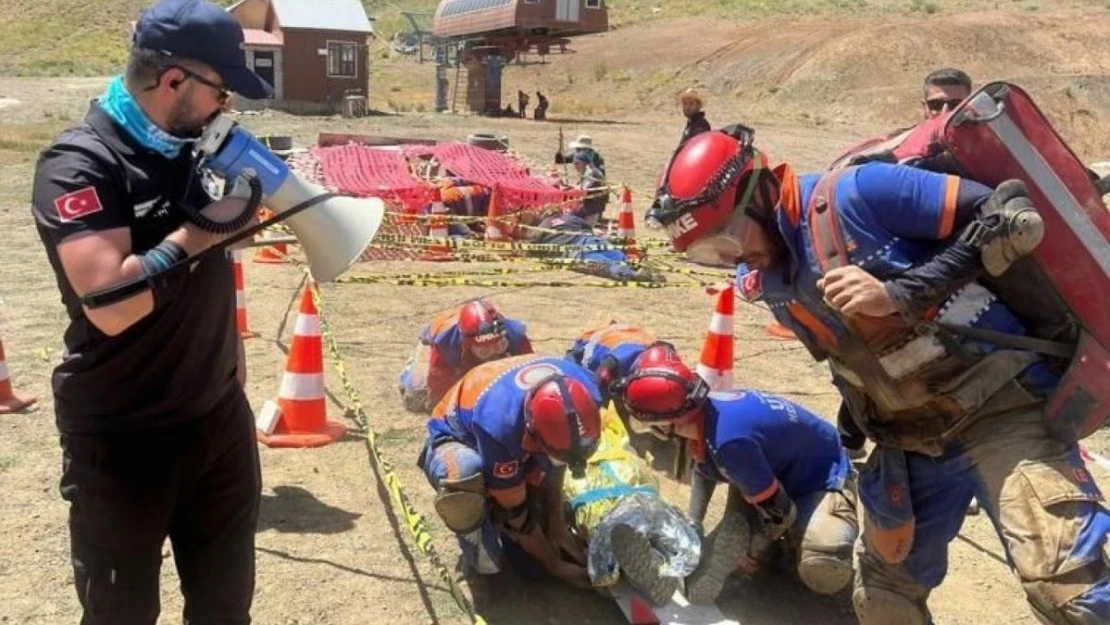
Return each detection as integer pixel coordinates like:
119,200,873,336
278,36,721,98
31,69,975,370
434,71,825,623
567,324,690,476
613,359,859,604
567,322,681,400
564,404,702,606
420,355,603,604
399,299,532,413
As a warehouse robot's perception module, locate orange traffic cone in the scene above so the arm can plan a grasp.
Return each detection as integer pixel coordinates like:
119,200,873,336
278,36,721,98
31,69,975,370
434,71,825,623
485,184,510,242
617,186,635,240
420,188,453,262
256,283,346,448
232,249,259,339
0,334,35,414
696,283,735,391
254,208,289,264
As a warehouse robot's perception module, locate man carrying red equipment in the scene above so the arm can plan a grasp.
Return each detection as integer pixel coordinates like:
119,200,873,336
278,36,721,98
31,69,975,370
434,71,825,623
652,114,1110,624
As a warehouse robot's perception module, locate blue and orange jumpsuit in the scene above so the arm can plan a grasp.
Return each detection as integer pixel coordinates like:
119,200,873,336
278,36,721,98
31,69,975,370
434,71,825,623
421,355,603,575
749,161,1109,622
399,307,532,411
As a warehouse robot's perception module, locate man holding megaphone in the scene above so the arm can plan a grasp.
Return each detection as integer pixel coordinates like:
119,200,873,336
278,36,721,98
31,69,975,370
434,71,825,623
29,1,383,623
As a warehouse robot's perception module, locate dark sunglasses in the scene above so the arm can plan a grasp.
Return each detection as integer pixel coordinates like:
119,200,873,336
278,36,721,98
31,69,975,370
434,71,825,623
925,97,963,112
172,65,232,104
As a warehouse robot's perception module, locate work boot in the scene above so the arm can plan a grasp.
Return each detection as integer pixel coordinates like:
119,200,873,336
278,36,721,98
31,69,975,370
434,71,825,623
684,488,752,604
611,524,678,606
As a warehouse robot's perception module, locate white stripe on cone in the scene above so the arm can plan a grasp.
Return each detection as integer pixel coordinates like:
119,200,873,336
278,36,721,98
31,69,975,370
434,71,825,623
707,312,733,336
696,366,733,391
0,361,8,381
294,313,322,337
279,372,326,400
235,290,244,307
1081,447,1110,472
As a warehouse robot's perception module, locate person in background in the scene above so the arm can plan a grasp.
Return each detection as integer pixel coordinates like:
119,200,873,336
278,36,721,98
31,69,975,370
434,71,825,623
921,67,972,119
678,88,711,148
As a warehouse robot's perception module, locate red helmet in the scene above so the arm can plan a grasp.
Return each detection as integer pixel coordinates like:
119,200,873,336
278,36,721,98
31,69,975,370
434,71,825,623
613,360,709,425
458,300,510,362
632,341,681,371
656,127,771,264
525,375,602,478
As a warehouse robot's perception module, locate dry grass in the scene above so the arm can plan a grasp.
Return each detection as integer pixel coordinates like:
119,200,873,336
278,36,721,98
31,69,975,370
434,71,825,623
2,5,1109,623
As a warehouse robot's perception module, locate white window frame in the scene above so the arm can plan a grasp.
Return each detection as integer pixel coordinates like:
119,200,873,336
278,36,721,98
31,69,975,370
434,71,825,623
585,0,601,8
326,40,358,78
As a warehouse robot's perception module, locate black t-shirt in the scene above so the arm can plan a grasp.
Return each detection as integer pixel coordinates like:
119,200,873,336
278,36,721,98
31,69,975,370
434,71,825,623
31,104,240,433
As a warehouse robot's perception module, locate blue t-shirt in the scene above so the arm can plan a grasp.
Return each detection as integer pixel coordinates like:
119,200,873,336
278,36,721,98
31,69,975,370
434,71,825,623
697,390,850,502
751,162,1058,395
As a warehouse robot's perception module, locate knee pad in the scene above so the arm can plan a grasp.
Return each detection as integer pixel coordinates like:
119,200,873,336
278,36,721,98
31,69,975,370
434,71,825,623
435,473,487,534
798,551,853,595
853,585,929,625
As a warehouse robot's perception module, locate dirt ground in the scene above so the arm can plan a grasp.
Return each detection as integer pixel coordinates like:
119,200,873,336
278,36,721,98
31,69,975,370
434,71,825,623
2,8,1110,624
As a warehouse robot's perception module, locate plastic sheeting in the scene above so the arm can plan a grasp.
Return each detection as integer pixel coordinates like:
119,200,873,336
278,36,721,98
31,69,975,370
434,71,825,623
564,407,701,587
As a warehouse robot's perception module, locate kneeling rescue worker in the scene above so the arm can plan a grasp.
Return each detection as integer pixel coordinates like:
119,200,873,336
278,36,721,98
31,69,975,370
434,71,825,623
399,299,532,412
614,358,859,604
566,321,681,401
420,355,603,602
653,125,1110,623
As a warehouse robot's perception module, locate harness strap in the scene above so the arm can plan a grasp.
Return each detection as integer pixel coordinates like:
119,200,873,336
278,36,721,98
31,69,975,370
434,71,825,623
803,168,919,413
807,168,852,273
569,460,657,510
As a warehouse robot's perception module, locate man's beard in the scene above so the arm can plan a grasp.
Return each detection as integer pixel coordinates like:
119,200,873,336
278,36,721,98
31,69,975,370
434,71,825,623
165,99,219,139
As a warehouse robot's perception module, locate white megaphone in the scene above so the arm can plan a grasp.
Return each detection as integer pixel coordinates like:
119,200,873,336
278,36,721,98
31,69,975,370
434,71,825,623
195,115,384,282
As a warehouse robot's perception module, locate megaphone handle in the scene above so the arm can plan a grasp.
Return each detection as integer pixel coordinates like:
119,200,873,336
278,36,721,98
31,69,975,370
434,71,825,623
81,192,339,309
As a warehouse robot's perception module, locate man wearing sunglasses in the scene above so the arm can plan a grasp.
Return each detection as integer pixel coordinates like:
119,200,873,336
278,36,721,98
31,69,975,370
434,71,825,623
421,355,603,604
29,1,273,623
921,67,972,119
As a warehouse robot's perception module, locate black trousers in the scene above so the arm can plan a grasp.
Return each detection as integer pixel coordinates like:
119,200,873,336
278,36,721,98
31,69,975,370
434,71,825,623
59,390,261,625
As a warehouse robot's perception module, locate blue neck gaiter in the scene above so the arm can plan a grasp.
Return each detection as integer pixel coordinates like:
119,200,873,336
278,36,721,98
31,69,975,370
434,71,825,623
97,75,190,159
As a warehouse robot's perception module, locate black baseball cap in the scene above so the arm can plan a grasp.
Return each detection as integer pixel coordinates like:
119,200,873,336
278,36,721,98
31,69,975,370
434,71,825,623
133,0,273,100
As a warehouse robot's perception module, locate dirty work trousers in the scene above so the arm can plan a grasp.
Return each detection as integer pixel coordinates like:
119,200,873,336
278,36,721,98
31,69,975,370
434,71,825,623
720,474,858,591
59,390,261,625
855,407,1110,625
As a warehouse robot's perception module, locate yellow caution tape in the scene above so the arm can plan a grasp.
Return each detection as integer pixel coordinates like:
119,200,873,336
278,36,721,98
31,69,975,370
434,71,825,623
305,281,487,625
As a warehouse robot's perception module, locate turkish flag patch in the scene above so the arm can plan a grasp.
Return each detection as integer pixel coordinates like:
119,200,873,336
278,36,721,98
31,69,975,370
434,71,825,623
493,460,519,480
737,267,763,302
53,186,104,223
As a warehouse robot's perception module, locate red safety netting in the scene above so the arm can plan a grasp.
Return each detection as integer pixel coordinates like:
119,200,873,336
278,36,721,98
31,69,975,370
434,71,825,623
311,145,433,213
428,143,585,211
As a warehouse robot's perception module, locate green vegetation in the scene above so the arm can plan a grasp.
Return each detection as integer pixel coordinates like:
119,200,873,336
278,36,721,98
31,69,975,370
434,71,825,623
0,0,1103,76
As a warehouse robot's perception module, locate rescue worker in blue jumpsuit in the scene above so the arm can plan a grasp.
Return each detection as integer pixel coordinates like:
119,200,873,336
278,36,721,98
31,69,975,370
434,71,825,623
420,355,603,603
654,127,1110,624
565,322,680,399
565,324,693,478
399,299,533,412
612,358,859,604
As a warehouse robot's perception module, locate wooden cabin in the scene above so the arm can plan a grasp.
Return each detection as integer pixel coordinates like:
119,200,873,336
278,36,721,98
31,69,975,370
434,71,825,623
432,0,608,41
228,0,374,114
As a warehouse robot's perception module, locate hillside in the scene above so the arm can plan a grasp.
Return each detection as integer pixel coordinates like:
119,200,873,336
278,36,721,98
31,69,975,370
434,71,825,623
1,0,1107,75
